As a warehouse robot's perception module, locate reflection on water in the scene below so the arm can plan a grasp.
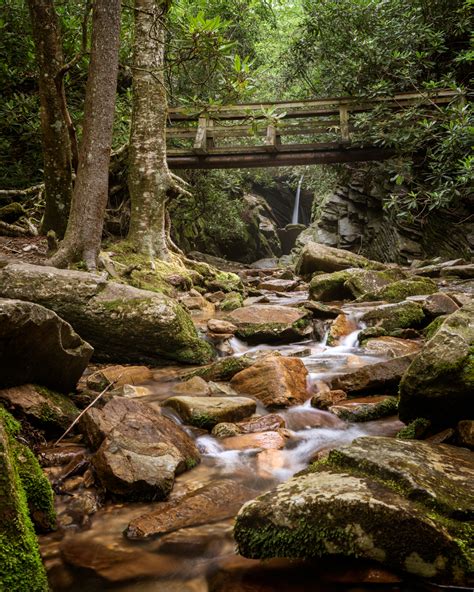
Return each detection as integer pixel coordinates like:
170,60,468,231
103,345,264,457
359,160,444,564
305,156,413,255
40,299,409,592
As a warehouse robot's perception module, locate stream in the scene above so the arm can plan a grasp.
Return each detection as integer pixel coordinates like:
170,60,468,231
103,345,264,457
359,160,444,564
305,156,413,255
39,291,423,592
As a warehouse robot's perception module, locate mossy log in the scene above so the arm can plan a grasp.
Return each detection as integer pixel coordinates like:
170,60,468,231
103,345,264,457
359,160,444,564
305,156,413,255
0,262,214,365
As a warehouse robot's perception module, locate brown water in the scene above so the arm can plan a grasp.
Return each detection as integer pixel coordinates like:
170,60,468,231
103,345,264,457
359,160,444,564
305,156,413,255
40,300,435,592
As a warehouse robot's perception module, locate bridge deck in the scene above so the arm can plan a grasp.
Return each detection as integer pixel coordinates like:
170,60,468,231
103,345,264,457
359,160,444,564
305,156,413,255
166,90,458,169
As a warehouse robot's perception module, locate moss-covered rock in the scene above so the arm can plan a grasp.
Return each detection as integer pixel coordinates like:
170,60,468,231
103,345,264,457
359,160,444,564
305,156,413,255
399,304,474,428
163,396,257,430
359,277,438,303
0,408,51,591
396,418,432,440
345,268,407,299
234,437,473,584
296,242,385,276
329,396,398,422
219,291,244,311
0,202,25,223
361,301,426,332
184,354,256,382
308,270,354,301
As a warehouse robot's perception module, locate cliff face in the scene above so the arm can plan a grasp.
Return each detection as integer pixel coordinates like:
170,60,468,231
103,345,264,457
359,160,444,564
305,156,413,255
295,181,473,264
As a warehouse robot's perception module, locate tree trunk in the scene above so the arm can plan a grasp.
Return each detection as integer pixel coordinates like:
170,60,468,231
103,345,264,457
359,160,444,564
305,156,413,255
26,0,73,238
127,0,180,261
50,0,121,270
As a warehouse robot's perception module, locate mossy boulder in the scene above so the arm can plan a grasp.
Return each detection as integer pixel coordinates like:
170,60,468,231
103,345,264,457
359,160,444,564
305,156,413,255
359,277,438,303
399,304,474,428
0,262,214,365
0,202,25,223
309,270,354,301
0,384,79,436
345,268,407,299
235,437,473,585
361,301,426,332
184,354,255,382
329,396,398,422
219,291,244,311
295,242,385,276
0,408,52,591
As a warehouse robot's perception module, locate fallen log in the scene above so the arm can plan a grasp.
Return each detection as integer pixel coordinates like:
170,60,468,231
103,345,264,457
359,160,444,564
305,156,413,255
0,262,214,365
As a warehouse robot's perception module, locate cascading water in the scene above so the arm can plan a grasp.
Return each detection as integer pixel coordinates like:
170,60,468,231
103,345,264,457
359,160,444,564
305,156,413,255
291,174,304,224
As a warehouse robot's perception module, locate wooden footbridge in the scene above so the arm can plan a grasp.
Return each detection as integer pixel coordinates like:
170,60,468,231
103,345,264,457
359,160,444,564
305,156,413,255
166,90,458,169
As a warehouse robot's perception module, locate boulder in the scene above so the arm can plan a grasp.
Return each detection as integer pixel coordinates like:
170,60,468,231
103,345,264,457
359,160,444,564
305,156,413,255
362,336,422,358
311,389,347,410
170,376,212,397
219,291,244,312
0,384,79,435
235,437,473,584
422,293,459,318
295,242,384,275
328,354,416,395
220,431,288,451
303,301,342,319
361,301,425,332
359,277,437,302
0,298,93,393
231,356,308,408
0,410,50,591
329,395,398,422
0,262,213,365
207,319,237,334
309,270,355,301
80,398,200,500
184,354,256,382
86,365,153,391
440,264,474,279
125,480,255,539
399,304,474,427
227,305,312,344
258,278,298,292
162,396,257,429
344,268,407,299
211,414,285,438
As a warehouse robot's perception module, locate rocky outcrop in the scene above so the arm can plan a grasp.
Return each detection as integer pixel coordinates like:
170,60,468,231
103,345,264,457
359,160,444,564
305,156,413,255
296,242,384,276
0,384,79,435
0,262,214,365
162,396,257,429
399,304,474,428
230,356,309,408
234,437,473,584
227,305,312,344
125,480,255,539
0,298,93,392
80,398,200,500
0,409,52,591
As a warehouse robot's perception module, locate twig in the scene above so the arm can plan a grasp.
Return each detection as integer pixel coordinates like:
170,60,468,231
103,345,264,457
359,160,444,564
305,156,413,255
54,375,122,446
0,183,44,198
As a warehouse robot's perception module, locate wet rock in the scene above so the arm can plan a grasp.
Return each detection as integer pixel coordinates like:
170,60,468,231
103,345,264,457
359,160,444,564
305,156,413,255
302,301,343,319
399,303,474,428
0,384,79,435
221,430,288,451
179,291,211,311
311,389,347,410
231,356,308,409
258,278,298,292
283,407,345,430
362,336,422,358
328,354,416,395
116,384,152,398
457,420,474,449
0,412,50,590
0,262,213,365
422,292,459,317
327,313,358,345
163,396,257,429
86,365,153,391
80,398,200,500
227,305,311,344
207,319,237,334
212,414,285,438
329,395,398,422
361,301,425,332
234,437,473,584
0,298,93,393
295,242,384,275
171,376,212,396
125,480,255,539
184,354,256,382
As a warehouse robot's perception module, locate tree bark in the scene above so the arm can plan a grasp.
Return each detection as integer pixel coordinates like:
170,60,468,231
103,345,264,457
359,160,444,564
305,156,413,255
50,0,121,270
127,0,184,261
26,0,73,238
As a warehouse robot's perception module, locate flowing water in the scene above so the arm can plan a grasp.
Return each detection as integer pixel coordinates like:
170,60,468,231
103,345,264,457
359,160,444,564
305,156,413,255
39,297,421,592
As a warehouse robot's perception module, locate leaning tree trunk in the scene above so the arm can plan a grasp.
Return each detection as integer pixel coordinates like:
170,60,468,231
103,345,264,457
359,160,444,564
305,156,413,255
50,0,121,270
127,0,186,262
26,0,73,238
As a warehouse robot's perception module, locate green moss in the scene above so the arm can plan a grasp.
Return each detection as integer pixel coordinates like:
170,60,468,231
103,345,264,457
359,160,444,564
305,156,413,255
360,278,437,303
334,397,398,422
185,354,254,381
396,418,432,440
0,202,25,223
33,385,79,431
362,301,425,332
309,270,353,301
0,408,49,592
185,458,198,470
190,412,215,430
220,291,244,311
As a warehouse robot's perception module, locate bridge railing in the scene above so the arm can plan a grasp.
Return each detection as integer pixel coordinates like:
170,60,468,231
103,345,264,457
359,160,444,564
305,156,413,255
166,90,459,156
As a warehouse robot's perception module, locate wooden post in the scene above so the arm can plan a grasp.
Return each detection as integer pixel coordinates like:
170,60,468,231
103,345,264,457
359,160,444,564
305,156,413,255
265,124,281,152
339,105,350,142
206,118,215,150
194,116,208,154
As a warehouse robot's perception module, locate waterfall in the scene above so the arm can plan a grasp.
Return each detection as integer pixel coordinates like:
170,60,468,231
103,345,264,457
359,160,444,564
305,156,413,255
291,174,304,224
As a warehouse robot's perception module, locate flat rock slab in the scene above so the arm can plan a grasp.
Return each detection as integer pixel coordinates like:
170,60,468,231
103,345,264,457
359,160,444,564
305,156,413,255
163,396,257,429
362,336,421,358
235,436,474,583
295,242,384,275
258,279,298,292
125,480,255,539
231,356,309,408
330,436,474,519
0,298,93,393
227,305,311,344
328,354,415,395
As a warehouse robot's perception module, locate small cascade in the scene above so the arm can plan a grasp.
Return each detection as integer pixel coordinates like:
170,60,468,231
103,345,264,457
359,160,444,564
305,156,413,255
291,174,304,224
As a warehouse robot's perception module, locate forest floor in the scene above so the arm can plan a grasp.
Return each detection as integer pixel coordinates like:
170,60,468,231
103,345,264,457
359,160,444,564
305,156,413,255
0,236,49,265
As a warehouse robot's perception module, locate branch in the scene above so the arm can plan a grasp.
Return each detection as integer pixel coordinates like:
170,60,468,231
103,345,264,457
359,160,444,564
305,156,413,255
0,220,32,237
0,184,44,198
